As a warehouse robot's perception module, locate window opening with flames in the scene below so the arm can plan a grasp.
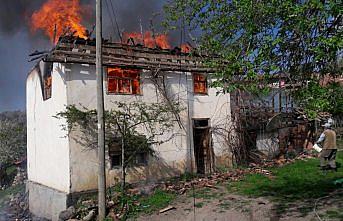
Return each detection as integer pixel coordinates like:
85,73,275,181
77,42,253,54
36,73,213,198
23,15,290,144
107,67,141,95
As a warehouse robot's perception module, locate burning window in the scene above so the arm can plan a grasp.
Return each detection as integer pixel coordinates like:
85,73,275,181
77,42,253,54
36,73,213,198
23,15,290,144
107,68,141,95
193,73,208,94
43,75,52,100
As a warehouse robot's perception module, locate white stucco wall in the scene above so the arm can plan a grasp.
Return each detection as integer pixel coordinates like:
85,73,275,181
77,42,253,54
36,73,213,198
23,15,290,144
64,63,232,192
26,62,70,193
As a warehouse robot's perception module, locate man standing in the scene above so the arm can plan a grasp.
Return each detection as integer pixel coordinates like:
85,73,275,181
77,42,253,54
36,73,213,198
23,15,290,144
316,122,337,171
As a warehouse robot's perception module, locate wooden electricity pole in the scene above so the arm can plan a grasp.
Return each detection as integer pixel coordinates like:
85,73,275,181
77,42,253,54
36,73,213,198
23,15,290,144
96,0,106,219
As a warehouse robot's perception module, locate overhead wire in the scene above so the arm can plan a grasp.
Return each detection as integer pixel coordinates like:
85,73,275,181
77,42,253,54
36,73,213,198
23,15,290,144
108,0,123,42
104,0,118,40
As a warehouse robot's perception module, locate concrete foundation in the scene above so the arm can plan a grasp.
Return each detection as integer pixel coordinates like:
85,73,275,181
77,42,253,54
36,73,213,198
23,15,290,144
27,181,69,221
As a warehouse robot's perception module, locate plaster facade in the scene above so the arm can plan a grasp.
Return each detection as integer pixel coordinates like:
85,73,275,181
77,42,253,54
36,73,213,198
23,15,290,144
26,61,232,220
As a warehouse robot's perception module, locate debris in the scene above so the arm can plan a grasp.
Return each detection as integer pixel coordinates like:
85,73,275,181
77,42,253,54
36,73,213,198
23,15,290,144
107,210,119,221
159,206,176,214
205,184,217,189
82,210,95,221
59,206,75,221
107,200,115,207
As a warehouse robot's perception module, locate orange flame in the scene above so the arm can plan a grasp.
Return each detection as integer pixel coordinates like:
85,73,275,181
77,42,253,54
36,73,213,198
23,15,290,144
181,43,192,53
31,0,88,44
123,31,171,49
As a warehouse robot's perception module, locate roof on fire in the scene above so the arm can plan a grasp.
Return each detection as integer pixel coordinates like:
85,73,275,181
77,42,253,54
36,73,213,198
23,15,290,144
40,36,217,73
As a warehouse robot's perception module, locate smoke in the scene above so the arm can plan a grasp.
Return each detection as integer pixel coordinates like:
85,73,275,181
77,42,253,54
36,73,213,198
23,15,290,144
0,0,181,45
102,0,182,45
0,0,43,35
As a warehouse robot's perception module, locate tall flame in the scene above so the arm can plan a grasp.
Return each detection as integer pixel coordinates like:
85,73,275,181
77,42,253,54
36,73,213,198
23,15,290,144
31,0,88,44
123,31,171,49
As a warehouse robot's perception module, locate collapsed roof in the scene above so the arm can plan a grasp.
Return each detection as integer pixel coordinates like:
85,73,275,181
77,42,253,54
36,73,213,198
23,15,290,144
36,36,215,73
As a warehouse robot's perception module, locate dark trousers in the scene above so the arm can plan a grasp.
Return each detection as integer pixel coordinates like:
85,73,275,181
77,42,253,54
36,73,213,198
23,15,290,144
319,149,337,168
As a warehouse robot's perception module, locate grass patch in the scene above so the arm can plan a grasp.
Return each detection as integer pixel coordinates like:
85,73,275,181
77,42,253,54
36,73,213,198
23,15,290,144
227,151,343,217
119,189,176,219
188,187,219,200
228,151,343,202
194,202,204,208
74,187,176,219
138,189,176,214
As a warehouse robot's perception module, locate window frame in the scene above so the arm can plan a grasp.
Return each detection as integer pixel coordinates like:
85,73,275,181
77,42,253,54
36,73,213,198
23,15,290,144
193,73,208,95
43,75,52,100
108,141,149,169
106,67,142,95
110,152,122,168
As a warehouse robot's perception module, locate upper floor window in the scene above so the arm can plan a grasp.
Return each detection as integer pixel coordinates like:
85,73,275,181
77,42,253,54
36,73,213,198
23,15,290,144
107,67,141,95
43,75,52,100
193,73,208,94
41,62,53,101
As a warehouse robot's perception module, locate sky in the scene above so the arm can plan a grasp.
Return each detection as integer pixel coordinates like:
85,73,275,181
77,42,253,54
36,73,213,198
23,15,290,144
0,0,179,112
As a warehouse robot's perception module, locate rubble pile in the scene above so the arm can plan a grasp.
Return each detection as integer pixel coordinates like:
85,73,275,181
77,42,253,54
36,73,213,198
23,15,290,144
159,152,315,195
11,167,27,186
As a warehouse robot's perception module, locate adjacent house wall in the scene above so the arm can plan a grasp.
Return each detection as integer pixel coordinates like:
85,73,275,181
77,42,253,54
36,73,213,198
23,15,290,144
65,64,232,193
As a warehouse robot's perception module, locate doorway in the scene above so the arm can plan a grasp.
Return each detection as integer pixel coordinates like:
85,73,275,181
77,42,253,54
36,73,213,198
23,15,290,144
193,118,213,174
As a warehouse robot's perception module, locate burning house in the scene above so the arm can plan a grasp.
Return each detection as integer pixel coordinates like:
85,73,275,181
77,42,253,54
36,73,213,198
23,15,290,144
26,35,233,220
25,0,234,219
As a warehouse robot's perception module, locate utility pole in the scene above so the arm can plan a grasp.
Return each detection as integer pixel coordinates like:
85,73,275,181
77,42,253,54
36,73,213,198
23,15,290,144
96,0,106,219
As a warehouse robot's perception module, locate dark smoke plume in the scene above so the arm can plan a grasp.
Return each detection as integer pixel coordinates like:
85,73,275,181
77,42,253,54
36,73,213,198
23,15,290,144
1,0,180,44
0,0,44,35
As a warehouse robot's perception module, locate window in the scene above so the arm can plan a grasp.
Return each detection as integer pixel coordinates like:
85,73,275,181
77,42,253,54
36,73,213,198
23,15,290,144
193,73,208,94
109,141,121,167
109,140,148,168
43,75,52,100
135,152,148,165
107,67,141,94
40,62,53,101
111,154,122,167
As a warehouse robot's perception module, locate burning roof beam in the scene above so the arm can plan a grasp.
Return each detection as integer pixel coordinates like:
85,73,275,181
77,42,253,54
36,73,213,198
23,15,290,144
43,39,216,73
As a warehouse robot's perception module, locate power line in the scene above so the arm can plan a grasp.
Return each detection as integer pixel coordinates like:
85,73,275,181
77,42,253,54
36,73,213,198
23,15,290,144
104,0,118,40
108,0,122,42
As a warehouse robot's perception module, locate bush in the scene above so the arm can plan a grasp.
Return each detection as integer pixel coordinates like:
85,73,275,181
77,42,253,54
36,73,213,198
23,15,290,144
0,111,26,164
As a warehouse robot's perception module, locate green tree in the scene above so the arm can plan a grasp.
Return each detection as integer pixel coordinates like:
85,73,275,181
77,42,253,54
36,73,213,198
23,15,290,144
164,0,342,115
0,111,26,164
293,81,343,118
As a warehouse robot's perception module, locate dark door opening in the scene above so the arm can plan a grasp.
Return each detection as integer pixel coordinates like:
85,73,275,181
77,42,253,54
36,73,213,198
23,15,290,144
193,119,212,174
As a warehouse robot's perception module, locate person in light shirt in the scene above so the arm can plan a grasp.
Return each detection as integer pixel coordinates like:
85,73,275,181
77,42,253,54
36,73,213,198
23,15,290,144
316,122,337,171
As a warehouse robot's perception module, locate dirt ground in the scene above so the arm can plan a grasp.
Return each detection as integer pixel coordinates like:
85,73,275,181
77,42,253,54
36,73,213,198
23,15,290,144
136,186,342,221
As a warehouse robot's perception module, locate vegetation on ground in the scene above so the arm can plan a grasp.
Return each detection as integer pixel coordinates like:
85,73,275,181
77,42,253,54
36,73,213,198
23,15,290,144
227,151,343,216
75,185,176,220
72,151,343,219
